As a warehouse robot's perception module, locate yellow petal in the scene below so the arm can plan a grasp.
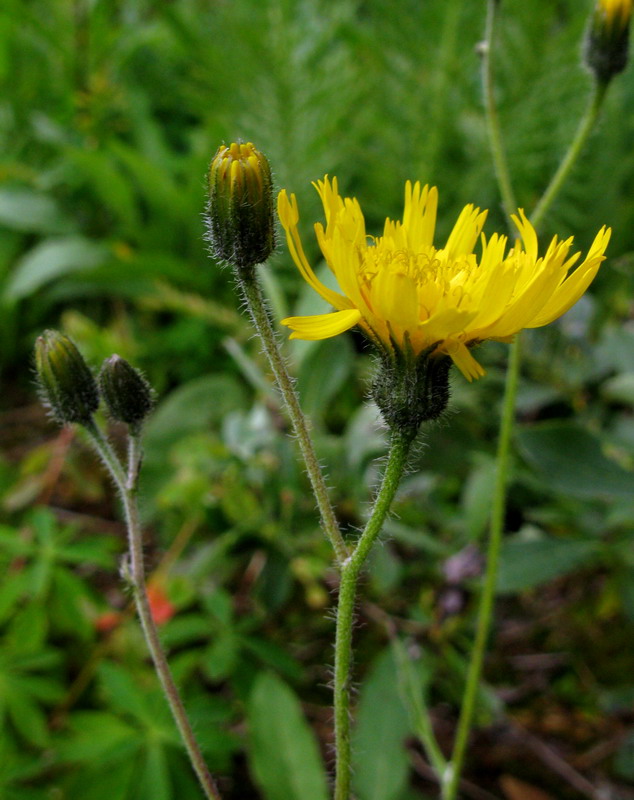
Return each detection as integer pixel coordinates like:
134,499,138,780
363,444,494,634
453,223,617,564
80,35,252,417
277,190,349,310
439,341,486,382
402,182,438,250
527,226,611,328
370,269,420,329
444,204,487,259
281,309,362,340
510,209,538,260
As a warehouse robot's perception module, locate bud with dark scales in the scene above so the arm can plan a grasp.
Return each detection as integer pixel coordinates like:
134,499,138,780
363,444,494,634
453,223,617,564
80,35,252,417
586,0,633,83
206,141,276,273
34,330,100,426
99,355,155,428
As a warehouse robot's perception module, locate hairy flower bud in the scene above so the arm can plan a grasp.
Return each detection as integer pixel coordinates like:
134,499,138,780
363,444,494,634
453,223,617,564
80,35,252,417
372,346,452,438
98,355,155,428
206,141,276,273
585,0,632,82
35,330,100,425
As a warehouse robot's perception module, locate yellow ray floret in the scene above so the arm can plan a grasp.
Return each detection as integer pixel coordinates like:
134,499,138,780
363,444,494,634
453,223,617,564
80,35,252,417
278,178,611,381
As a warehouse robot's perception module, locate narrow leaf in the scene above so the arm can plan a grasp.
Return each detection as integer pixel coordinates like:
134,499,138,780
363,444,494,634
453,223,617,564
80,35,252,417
247,672,328,800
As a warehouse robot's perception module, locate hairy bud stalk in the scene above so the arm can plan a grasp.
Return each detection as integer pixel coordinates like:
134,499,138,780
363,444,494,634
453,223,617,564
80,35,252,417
206,141,276,274
34,330,100,426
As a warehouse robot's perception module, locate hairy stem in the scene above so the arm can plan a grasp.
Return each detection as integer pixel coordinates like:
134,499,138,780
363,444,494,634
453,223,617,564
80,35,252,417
85,424,222,800
443,13,613,800
481,0,517,229
333,430,413,800
238,268,349,565
530,80,608,231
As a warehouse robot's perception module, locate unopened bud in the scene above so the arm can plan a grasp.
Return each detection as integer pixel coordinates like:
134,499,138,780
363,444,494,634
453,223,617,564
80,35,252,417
585,0,632,82
34,330,99,425
206,141,276,272
98,355,155,428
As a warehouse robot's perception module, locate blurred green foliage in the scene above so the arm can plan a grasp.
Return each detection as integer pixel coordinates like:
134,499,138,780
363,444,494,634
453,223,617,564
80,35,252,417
2,0,634,797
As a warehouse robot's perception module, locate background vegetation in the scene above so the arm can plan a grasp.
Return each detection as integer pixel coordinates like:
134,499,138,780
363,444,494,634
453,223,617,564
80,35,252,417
1,0,634,798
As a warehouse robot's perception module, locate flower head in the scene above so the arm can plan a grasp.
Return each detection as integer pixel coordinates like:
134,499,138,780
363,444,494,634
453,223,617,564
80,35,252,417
278,178,610,382
586,0,632,81
206,141,276,271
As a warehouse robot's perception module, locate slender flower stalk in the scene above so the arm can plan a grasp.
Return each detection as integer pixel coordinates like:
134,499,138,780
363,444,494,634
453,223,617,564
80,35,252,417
480,0,517,229
237,272,349,564
333,430,414,800
34,332,221,800
530,82,608,232
445,3,618,796
84,426,222,800
205,141,348,564
278,159,611,798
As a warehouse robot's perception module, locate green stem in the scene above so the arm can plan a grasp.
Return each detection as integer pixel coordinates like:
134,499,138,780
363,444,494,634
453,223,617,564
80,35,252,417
530,80,608,231
442,338,521,800
443,18,612,800
86,425,222,800
238,268,349,565
333,430,413,800
481,0,517,228
83,419,127,488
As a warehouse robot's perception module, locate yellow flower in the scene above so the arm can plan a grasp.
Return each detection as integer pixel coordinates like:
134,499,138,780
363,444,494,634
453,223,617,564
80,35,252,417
278,178,611,381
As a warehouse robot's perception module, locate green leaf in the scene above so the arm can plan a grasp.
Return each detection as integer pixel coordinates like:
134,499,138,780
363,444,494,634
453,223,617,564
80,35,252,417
517,422,634,500
352,648,412,800
66,148,140,232
134,742,172,800
56,711,138,763
202,632,239,681
61,759,136,800
247,672,329,800
240,636,303,682
0,188,74,234
296,335,354,420
6,603,48,653
5,689,49,747
4,236,109,299
49,567,93,640
601,372,634,405
97,662,152,721
496,531,600,594
461,455,497,540
159,614,213,649
0,572,27,624
143,374,248,460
